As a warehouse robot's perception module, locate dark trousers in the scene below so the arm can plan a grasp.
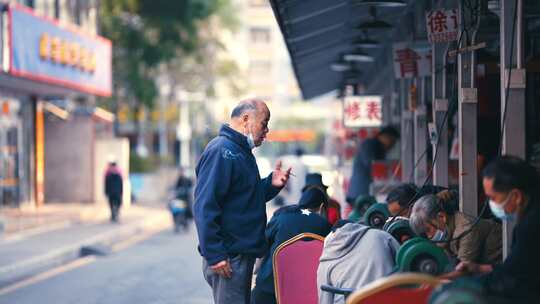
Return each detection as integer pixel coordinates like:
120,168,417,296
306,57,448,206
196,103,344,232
251,285,276,304
203,255,255,304
108,195,121,221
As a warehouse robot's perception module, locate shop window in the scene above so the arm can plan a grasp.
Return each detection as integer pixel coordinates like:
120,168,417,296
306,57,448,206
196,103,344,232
250,27,271,44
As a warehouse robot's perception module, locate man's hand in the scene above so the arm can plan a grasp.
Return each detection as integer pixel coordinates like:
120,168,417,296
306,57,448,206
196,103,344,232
455,261,493,275
436,190,453,202
271,160,292,188
210,260,233,278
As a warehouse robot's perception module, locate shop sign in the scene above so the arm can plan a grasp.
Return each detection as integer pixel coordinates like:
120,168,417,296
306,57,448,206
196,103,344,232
343,95,382,128
393,42,431,79
7,5,112,96
426,9,459,44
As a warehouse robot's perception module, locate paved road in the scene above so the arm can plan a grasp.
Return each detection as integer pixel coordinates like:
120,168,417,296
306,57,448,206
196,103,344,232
0,225,212,304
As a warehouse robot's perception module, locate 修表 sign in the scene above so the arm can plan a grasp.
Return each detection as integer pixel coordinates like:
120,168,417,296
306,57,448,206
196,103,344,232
343,96,382,128
426,9,459,44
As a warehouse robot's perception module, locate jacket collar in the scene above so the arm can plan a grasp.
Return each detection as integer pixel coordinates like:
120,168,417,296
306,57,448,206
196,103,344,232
220,124,252,153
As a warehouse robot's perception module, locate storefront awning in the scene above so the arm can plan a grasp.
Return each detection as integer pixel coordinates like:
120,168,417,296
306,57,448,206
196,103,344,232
269,0,412,100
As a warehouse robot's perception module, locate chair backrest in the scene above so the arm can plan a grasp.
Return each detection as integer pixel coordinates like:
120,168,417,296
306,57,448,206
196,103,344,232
273,233,325,304
346,273,443,304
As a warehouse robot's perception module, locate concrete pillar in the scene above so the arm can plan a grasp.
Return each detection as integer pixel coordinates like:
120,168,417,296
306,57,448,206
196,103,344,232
458,1,478,217
431,20,449,187
500,0,525,258
400,79,414,184
414,103,428,186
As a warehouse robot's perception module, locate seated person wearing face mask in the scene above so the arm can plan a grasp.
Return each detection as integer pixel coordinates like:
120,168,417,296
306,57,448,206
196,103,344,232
317,221,400,304
451,156,540,301
385,183,459,217
409,194,502,266
251,187,332,304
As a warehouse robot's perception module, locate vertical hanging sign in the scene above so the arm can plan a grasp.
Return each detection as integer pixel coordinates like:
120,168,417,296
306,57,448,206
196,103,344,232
426,9,459,44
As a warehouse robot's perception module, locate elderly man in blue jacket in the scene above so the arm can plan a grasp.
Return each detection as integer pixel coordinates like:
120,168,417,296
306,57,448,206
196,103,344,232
194,99,291,304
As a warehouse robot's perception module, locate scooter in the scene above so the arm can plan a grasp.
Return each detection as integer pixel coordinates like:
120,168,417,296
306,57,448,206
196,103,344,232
168,196,189,233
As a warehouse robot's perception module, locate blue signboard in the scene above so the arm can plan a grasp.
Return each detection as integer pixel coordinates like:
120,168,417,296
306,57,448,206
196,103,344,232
8,5,112,96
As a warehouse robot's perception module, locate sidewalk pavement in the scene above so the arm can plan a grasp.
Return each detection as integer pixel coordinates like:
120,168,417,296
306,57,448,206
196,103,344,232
0,203,170,288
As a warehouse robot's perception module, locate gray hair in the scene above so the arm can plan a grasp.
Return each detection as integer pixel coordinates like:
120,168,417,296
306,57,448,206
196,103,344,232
409,194,443,236
230,99,260,118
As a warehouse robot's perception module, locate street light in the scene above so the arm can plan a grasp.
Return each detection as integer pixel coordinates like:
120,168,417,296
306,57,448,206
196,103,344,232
351,0,407,7
351,35,382,48
330,61,351,72
354,19,393,30
353,6,393,31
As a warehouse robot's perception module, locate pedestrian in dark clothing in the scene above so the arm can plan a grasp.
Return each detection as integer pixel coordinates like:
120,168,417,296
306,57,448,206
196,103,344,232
194,99,291,304
346,126,400,204
452,156,540,302
104,161,123,222
385,183,459,217
251,187,332,304
175,168,193,218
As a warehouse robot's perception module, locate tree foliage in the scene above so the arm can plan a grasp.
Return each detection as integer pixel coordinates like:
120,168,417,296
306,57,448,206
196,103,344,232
99,0,237,108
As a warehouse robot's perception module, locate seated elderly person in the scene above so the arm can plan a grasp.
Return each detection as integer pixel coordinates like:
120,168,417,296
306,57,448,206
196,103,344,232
348,195,377,222
409,194,502,265
251,187,332,304
385,183,458,217
317,221,400,304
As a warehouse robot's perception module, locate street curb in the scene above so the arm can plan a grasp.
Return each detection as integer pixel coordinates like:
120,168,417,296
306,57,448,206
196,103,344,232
0,212,169,288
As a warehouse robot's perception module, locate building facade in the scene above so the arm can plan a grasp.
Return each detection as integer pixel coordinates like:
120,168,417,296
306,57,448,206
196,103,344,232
0,0,111,207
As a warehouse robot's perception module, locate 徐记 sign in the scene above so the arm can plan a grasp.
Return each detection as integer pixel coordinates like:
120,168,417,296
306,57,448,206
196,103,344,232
7,5,111,96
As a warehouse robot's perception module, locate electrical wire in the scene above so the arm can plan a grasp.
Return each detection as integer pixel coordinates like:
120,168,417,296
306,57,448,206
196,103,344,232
436,0,520,245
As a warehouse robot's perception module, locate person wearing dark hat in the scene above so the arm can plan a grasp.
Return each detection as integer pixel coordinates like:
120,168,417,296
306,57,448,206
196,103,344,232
303,173,342,226
251,187,332,304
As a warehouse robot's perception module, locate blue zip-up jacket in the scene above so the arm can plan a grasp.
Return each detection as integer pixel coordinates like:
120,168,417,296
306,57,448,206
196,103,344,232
194,124,281,265
255,205,331,293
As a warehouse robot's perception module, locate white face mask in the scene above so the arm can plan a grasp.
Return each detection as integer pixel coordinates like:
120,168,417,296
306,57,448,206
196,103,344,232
489,193,516,221
244,122,256,149
246,133,256,149
430,228,447,242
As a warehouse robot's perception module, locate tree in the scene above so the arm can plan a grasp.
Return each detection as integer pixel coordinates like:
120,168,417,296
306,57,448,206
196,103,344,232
99,0,238,109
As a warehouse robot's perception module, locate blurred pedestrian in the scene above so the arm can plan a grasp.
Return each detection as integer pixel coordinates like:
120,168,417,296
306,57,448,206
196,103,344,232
175,167,193,218
346,126,400,205
104,159,123,222
194,99,291,304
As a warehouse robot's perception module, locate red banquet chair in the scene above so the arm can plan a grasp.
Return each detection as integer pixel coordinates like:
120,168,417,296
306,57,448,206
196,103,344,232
272,233,325,304
346,273,444,304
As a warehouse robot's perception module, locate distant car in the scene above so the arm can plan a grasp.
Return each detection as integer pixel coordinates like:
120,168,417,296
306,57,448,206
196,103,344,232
276,154,337,185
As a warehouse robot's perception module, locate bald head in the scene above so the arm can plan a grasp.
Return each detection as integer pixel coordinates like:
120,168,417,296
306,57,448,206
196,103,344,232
231,99,268,118
229,99,270,148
